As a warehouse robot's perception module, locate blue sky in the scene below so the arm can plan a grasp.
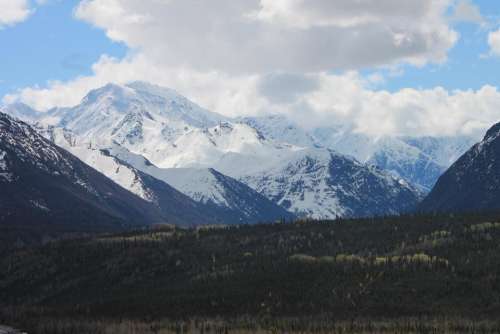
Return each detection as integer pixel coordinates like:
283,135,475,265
362,0,500,92
1,0,498,98
381,20,500,92
0,0,126,98
0,0,499,97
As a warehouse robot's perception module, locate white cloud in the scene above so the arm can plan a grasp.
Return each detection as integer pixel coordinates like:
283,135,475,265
74,0,458,73
293,74,500,138
488,29,500,56
0,0,53,28
452,0,484,25
5,54,500,139
6,0,500,139
0,0,32,28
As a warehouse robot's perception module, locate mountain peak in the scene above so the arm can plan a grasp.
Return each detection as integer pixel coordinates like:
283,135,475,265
483,122,500,142
80,83,133,106
125,81,179,98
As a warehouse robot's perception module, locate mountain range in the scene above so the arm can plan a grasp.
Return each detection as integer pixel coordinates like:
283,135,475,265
1,81,482,224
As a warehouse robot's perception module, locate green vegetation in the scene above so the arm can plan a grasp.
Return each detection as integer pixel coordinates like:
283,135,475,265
2,213,500,333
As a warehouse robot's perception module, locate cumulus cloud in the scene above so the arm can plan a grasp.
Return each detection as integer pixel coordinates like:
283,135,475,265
257,73,319,104
74,0,458,73
0,0,32,28
6,0,500,139
488,29,500,56
292,74,500,138
5,54,500,139
452,0,484,25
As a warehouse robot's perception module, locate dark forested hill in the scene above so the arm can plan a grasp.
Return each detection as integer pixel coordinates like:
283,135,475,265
3,213,500,328
419,122,500,213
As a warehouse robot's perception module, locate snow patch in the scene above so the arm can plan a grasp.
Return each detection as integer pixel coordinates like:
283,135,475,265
30,199,50,212
0,150,13,182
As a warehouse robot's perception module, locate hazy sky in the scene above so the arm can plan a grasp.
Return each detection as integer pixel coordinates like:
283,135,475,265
1,0,500,137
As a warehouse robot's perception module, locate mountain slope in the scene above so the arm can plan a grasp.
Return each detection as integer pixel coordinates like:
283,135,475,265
39,126,292,225
0,112,167,229
242,149,420,218
0,113,249,229
419,122,500,213
106,145,295,223
366,138,444,192
36,127,294,224
241,116,475,192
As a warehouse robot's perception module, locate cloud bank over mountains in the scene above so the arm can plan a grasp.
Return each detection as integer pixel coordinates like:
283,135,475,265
3,0,500,138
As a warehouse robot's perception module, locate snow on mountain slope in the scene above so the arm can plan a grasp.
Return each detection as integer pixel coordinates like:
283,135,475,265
0,112,171,228
35,125,294,223
239,115,317,148
312,127,477,191
106,145,232,205
365,138,445,192
150,121,302,176
242,148,420,219
36,126,155,202
105,145,295,223
34,125,257,226
402,136,476,168
236,116,448,191
239,115,476,192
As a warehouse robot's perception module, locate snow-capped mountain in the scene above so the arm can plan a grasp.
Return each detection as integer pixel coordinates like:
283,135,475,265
242,148,420,219
242,115,475,192
313,128,476,192
4,81,467,219
41,82,226,152
419,122,500,213
37,126,294,224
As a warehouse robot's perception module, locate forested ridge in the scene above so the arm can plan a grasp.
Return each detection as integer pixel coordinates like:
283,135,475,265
2,213,500,332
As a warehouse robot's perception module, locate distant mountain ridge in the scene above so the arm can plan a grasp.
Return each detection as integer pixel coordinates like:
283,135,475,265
241,115,476,192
